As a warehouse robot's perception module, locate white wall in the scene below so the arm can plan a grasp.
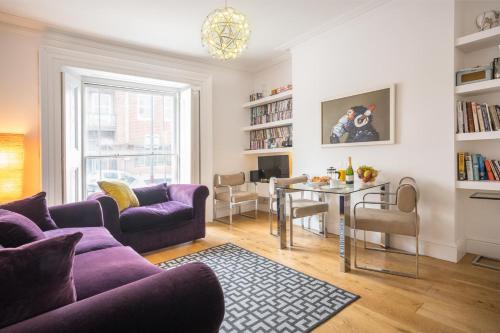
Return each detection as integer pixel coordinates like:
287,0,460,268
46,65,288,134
290,0,459,261
0,17,252,222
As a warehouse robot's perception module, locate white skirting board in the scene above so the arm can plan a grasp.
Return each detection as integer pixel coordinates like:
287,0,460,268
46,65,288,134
466,239,500,260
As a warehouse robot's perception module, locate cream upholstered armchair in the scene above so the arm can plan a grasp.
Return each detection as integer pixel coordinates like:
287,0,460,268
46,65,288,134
269,175,329,245
213,172,258,224
353,177,420,278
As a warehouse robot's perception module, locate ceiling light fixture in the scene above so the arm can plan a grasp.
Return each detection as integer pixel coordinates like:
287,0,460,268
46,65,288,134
201,1,251,60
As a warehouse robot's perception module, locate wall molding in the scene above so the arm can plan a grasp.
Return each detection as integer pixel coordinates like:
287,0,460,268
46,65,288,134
466,239,500,260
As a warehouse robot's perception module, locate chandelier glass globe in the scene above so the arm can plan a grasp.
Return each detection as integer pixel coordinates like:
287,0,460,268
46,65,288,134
201,6,251,60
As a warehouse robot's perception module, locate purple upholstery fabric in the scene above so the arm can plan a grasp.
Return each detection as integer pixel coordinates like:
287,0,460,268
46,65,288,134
0,262,224,333
73,246,161,300
0,209,45,247
91,184,209,253
0,192,57,231
120,201,194,233
48,200,104,229
133,183,169,206
44,227,121,255
0,232,82,329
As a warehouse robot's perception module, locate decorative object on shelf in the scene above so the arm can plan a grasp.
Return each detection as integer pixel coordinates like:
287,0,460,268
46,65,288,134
249,92,263,102
475,10,500,31
456,65,493,86
493,57,500,79
356,165,379,183
0,133,24,203
271,84,293,96
321,85,395,147
201,1,251,60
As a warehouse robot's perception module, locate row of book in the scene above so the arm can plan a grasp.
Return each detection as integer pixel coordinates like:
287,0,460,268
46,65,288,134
457,152,500,181
249,125,292,150
456,101,500,133
250,98,292,125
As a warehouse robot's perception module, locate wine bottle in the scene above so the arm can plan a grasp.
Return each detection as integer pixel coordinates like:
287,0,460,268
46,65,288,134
346,156,354,185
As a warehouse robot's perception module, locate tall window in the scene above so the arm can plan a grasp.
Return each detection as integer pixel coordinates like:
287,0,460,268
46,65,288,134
83,84,178,197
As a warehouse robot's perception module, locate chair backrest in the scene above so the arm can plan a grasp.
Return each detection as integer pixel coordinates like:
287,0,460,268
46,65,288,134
214,172,245,187
397,182,418,213
269,175,308,196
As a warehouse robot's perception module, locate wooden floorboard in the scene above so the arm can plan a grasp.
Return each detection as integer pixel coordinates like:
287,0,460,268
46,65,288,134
143,213,500,333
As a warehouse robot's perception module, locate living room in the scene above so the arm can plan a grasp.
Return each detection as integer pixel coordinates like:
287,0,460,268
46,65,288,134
0,1,499,332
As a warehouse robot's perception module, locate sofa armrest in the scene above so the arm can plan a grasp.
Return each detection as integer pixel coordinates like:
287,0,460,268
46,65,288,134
167,184,209,217
0,262,225,333
48,201,104,228
87,193,123,242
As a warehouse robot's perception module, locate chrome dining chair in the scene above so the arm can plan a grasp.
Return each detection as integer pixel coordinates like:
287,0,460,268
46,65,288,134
353,177,420,278
213,172,258,224
268,175,329,245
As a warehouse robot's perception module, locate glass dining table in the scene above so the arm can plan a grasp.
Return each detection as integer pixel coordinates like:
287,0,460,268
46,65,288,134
275,180,391,273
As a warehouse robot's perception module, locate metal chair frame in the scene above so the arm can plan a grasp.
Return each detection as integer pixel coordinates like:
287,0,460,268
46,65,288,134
353,177,419,278
213,182,258,225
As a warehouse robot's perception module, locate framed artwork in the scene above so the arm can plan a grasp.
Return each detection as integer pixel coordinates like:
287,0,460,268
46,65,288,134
321,85,395,147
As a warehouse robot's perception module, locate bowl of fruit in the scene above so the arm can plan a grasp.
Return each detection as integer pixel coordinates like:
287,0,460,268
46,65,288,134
357,166,379,183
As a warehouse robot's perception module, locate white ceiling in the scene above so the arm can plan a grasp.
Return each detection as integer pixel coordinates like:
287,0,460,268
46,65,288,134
0,0,378,70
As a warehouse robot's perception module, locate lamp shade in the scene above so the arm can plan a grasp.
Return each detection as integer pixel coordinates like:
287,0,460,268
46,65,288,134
0,134,24,203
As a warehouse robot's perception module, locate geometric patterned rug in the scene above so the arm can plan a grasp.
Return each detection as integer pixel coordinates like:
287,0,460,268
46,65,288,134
158,243,359,333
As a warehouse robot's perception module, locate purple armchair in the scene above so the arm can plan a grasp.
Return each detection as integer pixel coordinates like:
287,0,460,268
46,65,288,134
0,200,224,333
89,183,209,253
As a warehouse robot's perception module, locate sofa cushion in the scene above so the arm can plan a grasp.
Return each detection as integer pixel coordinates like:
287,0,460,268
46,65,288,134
98,180,140,212
73,246,161,300
0,209,45,247
44,227,122,255
0,192,58,231
0,232,82,329
133,183,169,206
119,201,194,233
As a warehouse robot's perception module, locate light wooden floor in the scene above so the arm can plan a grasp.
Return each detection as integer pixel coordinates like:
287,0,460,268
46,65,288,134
144,213,500,333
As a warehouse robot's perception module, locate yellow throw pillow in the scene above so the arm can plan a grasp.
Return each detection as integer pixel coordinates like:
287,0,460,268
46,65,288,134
97,180,140,212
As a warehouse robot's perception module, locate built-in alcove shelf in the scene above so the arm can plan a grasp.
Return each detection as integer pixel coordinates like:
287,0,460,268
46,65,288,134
455,26,500,53
456,180,500,191
242,90,293,108
455,79,500,96
241,147,292,155
241,119,293,132
456,131,500,141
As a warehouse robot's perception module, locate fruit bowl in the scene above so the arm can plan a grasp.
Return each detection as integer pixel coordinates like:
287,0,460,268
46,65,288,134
356,166,379,183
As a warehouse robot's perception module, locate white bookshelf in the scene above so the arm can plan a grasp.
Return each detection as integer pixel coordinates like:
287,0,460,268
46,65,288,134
455,79,500,96
242,147,292,155
241,119,293,132
456,180,500,191
455,26,500,53
456,131,500,141
242,90,293,109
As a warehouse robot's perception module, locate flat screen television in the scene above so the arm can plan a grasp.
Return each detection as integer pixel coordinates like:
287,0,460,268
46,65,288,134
258,155,290,181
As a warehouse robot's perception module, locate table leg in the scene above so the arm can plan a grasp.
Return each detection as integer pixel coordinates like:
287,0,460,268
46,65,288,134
339,194,351,272
277,188,287,249
380,184,390,248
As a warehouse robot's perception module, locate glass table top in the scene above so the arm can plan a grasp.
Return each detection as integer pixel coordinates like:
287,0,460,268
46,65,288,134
276,180,390,195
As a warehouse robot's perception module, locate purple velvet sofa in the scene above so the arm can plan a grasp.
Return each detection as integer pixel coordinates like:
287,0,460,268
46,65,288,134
0,199,224,333
89,184,209,253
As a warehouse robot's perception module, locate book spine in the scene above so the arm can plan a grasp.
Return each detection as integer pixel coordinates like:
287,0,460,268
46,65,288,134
493,161,500,181
478,155,486,180
483,104,492,131
457,101,464,133
489,105,500,131
465,153,473,181
472,154,479,180
485,160,495,181
458,152,466,180
466,102,474,132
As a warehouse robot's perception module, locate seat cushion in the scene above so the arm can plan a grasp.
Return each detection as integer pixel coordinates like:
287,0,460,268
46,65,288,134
0,192,58,231
119,201,194,233
353,208,418,236
291,199,329,218
44,227,121,255
0,232,82,329
73,246,161,300
0,209,45,247
215,191,258,203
